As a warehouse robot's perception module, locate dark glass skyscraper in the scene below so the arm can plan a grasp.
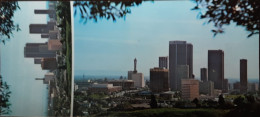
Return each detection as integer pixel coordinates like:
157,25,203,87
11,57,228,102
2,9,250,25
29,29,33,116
208,50,224,90
150,67,169,92
169,41,193,91
24,43,56,58
240,59,247,94
201,68,208,82
159,56,168,69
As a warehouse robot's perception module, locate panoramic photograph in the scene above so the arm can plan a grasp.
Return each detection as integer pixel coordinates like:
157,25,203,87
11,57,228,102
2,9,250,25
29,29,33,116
0,1,72,116
73,0,259,117
0,0,259,117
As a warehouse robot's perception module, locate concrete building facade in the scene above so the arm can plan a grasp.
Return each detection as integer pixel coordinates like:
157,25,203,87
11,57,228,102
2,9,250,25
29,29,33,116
128,58,145,88
132,73,145,88
88,83,122,94
48,39,62,51
181,79,199,100
199,81,214,96
108,80,134,90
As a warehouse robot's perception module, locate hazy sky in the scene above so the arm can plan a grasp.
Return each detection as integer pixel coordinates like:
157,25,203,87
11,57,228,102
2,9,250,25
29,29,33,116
1,2,48,116
74,1,259,79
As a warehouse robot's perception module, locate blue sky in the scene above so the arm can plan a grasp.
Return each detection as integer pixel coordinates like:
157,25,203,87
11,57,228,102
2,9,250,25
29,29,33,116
1,2,48,116
74,1,259,79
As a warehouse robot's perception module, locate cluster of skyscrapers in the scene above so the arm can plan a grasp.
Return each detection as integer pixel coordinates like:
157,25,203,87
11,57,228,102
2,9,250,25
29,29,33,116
24,1,61,84
23,1,63,113
149,40,256,100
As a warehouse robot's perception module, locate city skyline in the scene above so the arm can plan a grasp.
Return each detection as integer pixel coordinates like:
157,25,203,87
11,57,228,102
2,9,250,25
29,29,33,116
74,1,259,79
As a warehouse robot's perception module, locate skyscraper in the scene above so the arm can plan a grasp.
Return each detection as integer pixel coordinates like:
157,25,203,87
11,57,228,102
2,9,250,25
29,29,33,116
240,59,247,94
159,56,168,69
208,50,224,90
24,43,56,58
200,68,208,82
169,41,193,91
29,21,56,34
150,67,169,92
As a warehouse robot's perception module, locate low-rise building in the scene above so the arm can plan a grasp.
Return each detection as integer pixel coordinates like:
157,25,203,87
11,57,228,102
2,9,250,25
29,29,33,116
48,39,62,51
88,83,122,94
248,83,259,92
108,80,134,90
181,79,199,100
150,67,169,93
41,58,57,70
199,81,214,96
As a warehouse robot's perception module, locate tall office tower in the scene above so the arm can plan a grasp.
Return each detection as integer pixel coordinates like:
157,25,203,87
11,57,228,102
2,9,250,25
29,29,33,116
150,67,169,92
29,21,56,34
201,68,208,82
24,43,56,58
240,59,247,94
169,41,193,91
208,50,224,90
128,58,145,88
159,56,168,69
181,79,199,100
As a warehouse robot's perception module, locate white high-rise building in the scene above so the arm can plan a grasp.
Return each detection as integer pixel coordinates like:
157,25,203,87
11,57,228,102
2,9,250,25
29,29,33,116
128,58,145,88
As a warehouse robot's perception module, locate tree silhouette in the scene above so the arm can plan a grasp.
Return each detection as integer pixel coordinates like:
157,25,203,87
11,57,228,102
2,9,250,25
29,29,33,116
192,0,259,37
73,0,143,23
218,94,225,108
233,96,245,106
150,94,158,108
192,98,200,108
0,75,12,115
0,1,20,44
